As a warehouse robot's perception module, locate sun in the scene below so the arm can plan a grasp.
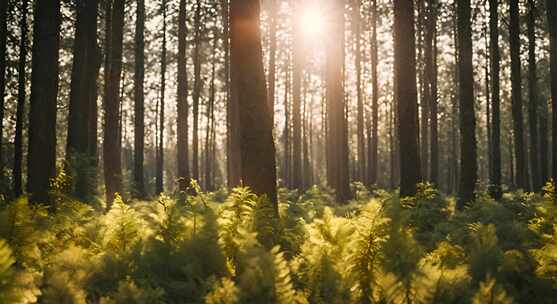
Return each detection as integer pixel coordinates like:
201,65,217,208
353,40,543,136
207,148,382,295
299,4,326,38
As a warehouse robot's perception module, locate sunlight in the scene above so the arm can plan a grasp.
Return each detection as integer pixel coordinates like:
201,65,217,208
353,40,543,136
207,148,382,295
299,4,326,38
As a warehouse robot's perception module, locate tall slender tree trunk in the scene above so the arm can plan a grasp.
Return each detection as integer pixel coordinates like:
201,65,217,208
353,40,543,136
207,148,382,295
394,0,420,197
192,0,202,182
27,0,62,204
103,0,125,206
527,0,540,191
230,0,278,213
457,0,477,208
292,4,303,190
354,0,365,183
156,0,166,194
67,0,99,201
13,0,28,197
424,0,437,185
509,0,526,190
133,0,146,197
369,0,379,186
0,0,8,173
488,0,501,199
547,0,557,181
430,13,439,186
283,55,291,188
205,35,217,191
418,0,429,181
177,0,189,192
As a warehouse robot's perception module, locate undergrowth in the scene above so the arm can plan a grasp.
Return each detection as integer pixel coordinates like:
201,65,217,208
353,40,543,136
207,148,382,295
1,180,557,303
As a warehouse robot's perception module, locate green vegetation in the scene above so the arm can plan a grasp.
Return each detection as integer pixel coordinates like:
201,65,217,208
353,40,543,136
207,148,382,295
1,179,557,303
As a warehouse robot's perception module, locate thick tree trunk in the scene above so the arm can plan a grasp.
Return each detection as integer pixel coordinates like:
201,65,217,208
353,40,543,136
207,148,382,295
27,0,62,204
133,0,146,197
0,0,7,173
192,0,202,182
326,0,350,203
547,0,557,181
528,0,540,191
230,0,278,212
177,0,190,192
67,0,99,201
457,0,477,208
394,0,420,197
156,0,166,195
13,0,28,197
509,0,526,190
103,0,125,206
488,0,501,199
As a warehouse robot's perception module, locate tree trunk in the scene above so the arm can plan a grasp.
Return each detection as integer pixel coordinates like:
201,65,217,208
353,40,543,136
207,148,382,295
192,0,202,182
509,0,526,190
0,0,8,173
354,0,365,183
292,5,303,190
230,0,278,212
369,0,379,186
67,0,99,201
547,0,557,181
205,35,217,191
103,0,125,206
177,0,189,192
133,0,146,197
430,10,439,186
326,0,351,203
283,55,291,188
13,0,28,197
425,0,438,185
156,0,166,195
527,0,540,191
488,0,501,199
394,0,420,197
457,0,477,208
27,0,62,204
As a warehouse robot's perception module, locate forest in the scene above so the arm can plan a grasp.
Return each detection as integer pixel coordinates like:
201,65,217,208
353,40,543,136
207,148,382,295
0,0,556,303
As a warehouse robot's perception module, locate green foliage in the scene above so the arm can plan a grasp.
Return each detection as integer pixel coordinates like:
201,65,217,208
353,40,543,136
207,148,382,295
1,185,557,303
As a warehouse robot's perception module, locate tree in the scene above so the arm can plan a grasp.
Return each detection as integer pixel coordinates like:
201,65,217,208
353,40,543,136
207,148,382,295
156,0,167,194
548,0,557,180
369,0,379,185
527,0,540,190
103,0,125,206
66,0,99,200
13,0,28,197
489,0,501,199
134,0,146,197
509,0,526,190
457,0,477,208
394,0,420,197
292,3,303,189
354,0,365,183
425,0,438,185
177,0,190,192
326,0,350,203
0,0,8,173
27,0,62,203
192,0,202,182
230,0,278,213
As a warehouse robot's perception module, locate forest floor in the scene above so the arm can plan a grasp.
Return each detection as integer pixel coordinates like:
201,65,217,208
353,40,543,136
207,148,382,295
1,182,557,303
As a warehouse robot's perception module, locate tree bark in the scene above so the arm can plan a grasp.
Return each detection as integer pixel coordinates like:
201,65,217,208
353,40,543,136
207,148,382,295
67,0,99,201
425,0,438,185
177,0,190,192
0,0,8,173
230,0,278,212
133,0,146,197
369,0,379,186
192,0,202,182
103,0,125,206
156,0,166,195
13,0,28,197
547,0,557,181
354,0,365,183
488,0,501,199
27,0,62,204
394,0,420,197
527,0,540,190
292,3,303,190
509,0,526,190
457,0,477,208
